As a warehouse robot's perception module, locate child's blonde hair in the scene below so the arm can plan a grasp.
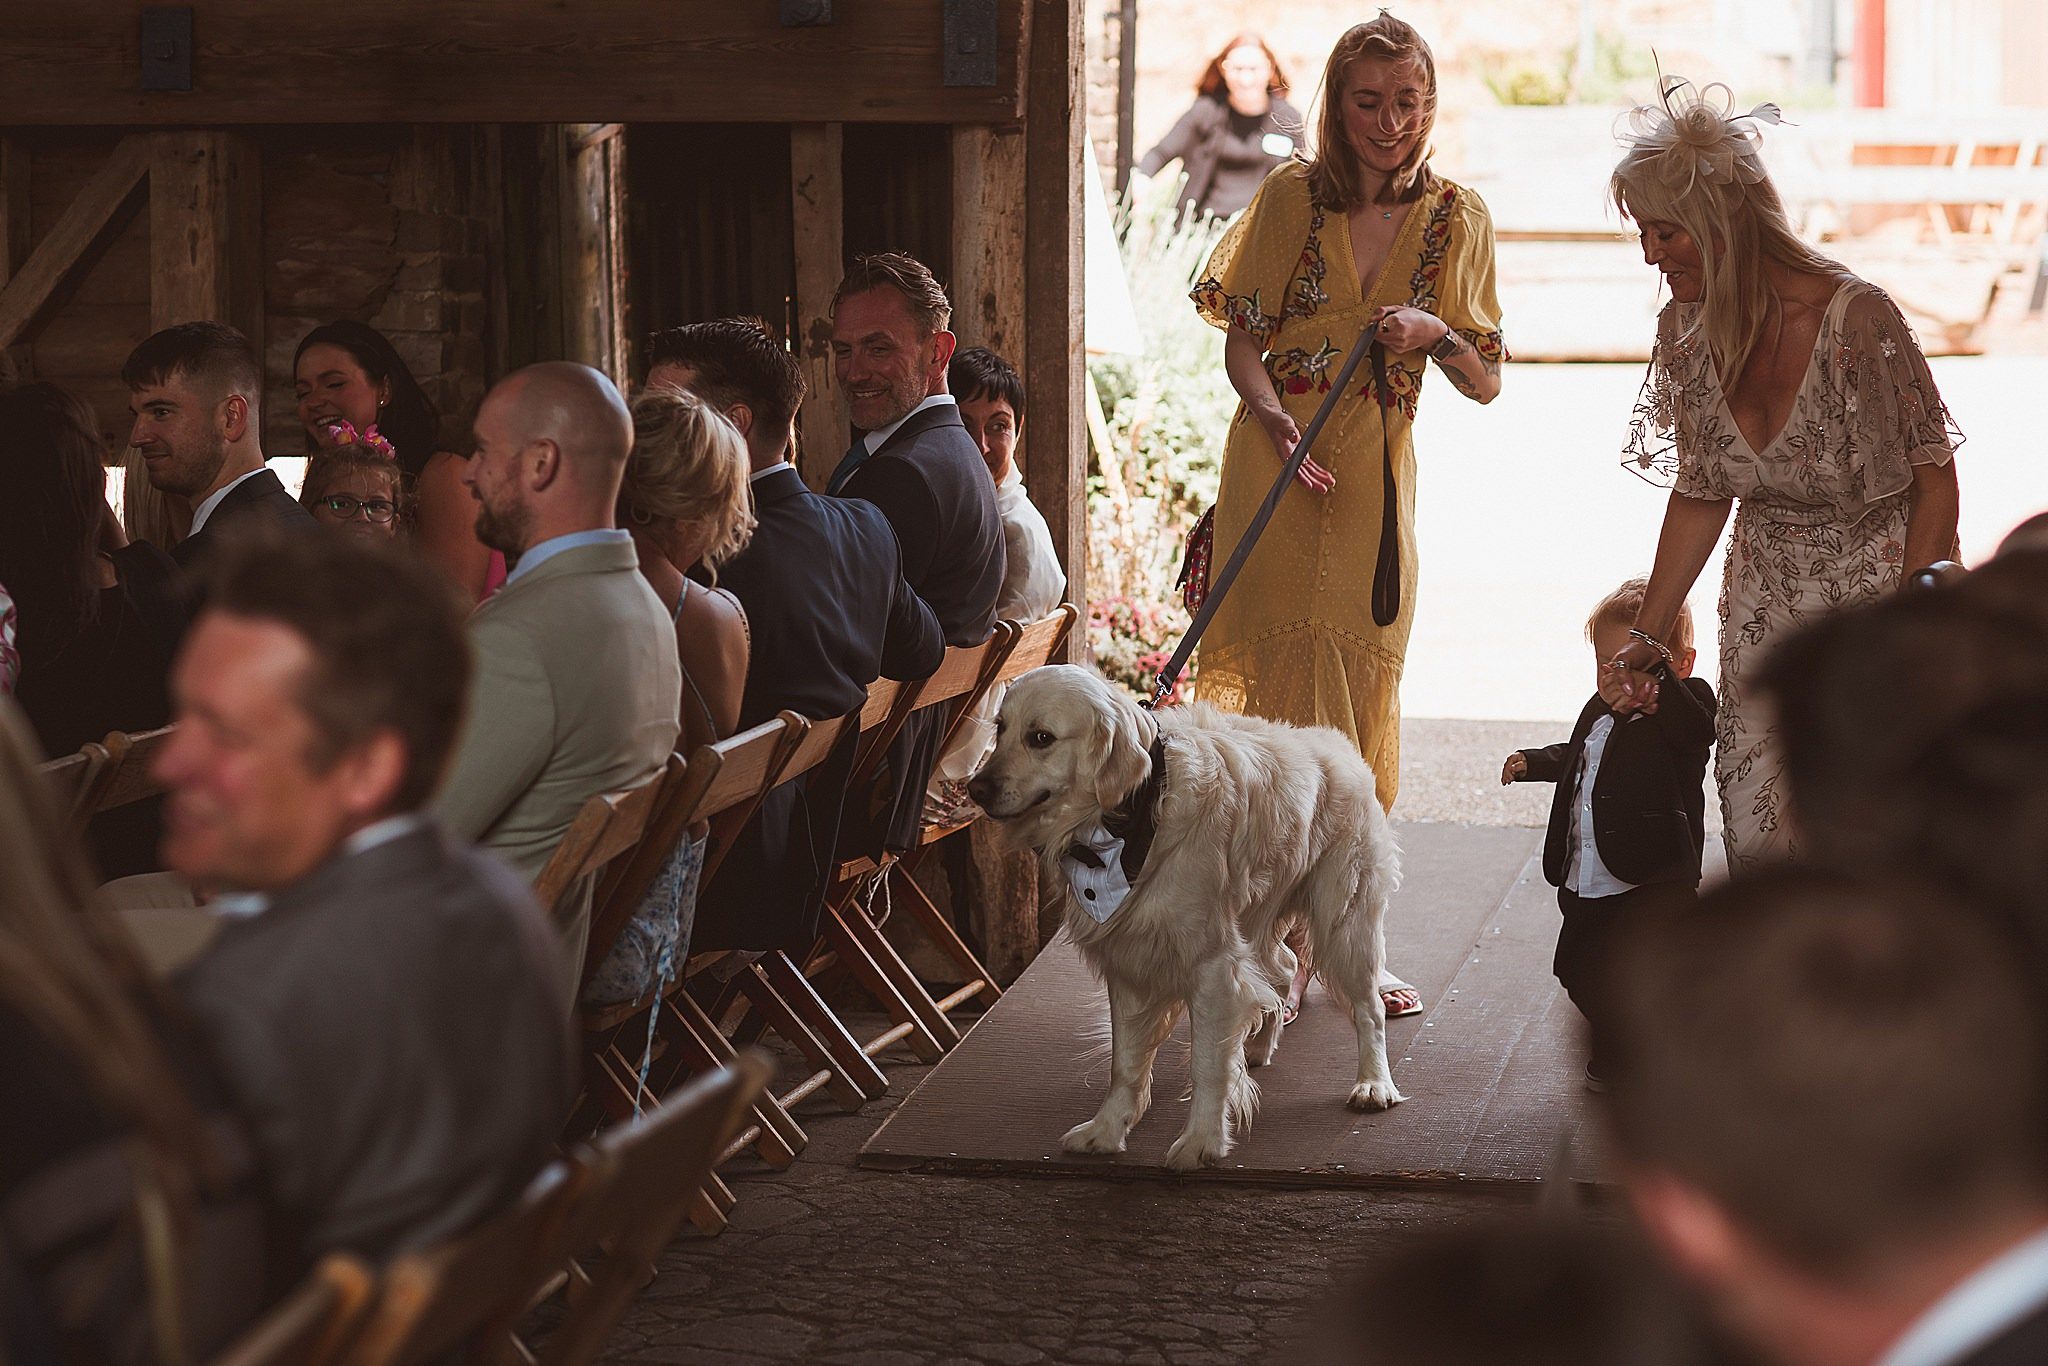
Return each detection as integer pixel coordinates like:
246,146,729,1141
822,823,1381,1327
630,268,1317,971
1588,576,1694,654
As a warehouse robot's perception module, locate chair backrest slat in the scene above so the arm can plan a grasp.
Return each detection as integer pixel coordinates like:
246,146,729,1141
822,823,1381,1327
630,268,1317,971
338,1161,587,1366
992,604,1079,686
531,772,664,926
211,1254,374,1366
89,725,175,816
536,1056,771,1366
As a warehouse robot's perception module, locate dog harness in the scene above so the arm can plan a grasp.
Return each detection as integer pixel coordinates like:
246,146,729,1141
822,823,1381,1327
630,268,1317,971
1061,735,1167,923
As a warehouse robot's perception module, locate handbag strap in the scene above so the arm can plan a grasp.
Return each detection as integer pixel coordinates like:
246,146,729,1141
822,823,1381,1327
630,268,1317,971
1150,318,1390,708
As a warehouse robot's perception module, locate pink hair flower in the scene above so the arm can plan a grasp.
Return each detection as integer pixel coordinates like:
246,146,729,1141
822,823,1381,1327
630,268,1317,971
323,419,399,461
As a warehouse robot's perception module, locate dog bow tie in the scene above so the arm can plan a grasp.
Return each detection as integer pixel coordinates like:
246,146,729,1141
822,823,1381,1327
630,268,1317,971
1063,822,1133,923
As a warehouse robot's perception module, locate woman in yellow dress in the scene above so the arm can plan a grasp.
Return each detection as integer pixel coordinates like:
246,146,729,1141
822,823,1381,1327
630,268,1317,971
1191,14,1504,1020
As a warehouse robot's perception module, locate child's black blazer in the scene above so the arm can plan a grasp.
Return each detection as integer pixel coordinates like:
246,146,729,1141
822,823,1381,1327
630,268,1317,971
1516,667,1718,889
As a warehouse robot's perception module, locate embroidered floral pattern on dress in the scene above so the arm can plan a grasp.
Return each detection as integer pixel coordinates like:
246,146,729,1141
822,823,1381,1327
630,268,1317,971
1191,280,1278,344
1266,340,1344,395
1457,328,1510,365
1286,205,1331,319
1357,360,1423,419
1407,183,1459,311
1620,278,1960,872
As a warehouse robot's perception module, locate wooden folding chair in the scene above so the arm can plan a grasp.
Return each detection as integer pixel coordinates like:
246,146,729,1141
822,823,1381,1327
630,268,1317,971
335,1160,591,1366
880,603,1080,1019
79,724,176,820
532,1055,771,1366
531,774,667,927
805,626,1020,1067
570,715,811,1164
38,743,112,827
209,1254,375,1366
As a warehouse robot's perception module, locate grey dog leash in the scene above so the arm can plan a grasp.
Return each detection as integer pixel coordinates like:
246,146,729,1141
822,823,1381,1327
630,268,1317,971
1149,317,1396,710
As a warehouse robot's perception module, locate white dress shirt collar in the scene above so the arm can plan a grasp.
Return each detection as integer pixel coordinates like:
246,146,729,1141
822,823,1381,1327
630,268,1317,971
750,459,796,484
862,392,955,457
188,466,272,537
212,814,428,920
504,528,633,585
1877,1225,2048,1366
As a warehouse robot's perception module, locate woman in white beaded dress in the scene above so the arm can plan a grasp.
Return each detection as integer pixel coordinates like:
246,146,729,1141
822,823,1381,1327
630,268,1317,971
1606,76,1961,873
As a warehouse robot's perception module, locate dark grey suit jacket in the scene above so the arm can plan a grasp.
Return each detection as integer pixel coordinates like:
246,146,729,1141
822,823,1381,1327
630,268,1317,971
170,467,317,571
174,821,574,1273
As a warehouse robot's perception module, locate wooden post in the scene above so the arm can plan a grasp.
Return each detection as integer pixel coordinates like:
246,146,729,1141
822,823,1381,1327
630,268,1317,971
148,131,263,354
949,124,1028,360
790,123,845,488
1023,0,1086,655
0,135,148,350
951,120,1040,985
563,123,628,386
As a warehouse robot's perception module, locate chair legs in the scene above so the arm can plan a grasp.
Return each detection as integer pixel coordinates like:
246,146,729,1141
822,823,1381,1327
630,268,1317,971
887,857,1003,1013
737,954,889,1108
819,897,957,1062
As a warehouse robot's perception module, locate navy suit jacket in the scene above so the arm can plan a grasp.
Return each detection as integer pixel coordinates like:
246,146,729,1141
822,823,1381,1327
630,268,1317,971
837,403,1004,648
1516,668,1717,890
171,467,317,570
838,403,1006,852
692,466,945,952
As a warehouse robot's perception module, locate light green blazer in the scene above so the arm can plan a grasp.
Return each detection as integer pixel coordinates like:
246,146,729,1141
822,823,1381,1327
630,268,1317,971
433,537,680,991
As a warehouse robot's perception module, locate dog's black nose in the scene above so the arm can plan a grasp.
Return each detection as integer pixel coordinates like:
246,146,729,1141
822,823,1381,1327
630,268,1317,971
966,775,994,806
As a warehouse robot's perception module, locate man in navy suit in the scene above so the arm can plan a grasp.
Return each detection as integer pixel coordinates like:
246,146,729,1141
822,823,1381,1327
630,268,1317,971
647,318,943,950
825,253,1005,854
1607,869,2048,1366
123,323,315,569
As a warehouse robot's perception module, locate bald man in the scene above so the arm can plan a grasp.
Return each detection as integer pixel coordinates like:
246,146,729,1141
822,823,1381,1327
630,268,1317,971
434,363,681,994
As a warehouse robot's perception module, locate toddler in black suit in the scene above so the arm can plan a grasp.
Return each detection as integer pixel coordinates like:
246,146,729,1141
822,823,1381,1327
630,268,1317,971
1500,578,1716,1088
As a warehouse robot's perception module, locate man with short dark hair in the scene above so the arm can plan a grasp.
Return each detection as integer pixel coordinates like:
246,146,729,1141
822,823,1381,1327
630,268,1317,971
648,318,943,950
164,535,573,1272
1755,559,2048,969
827,253,1005,854
435,362,680,984
123,322,313,567
1608,870,2048,1366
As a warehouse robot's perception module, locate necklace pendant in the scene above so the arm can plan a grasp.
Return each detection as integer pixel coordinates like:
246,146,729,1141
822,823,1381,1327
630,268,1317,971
1381,209,1393,220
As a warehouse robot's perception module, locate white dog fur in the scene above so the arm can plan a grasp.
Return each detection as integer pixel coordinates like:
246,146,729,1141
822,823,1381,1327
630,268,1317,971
967,664,1405,1171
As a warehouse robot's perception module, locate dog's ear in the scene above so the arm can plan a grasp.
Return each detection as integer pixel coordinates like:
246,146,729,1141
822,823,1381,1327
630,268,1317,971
1091,681,1156,810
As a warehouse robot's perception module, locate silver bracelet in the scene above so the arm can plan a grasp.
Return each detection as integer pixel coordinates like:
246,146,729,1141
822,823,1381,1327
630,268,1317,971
1627,627,1675,666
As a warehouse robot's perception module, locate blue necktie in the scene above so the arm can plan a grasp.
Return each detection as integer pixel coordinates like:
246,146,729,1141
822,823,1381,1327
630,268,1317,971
825,437,869,496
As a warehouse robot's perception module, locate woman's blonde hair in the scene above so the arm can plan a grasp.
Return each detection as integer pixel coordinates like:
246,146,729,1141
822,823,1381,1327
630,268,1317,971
0,700,215,1360
620,387,756,578
1609,76,1845,389
1305,12,1438,211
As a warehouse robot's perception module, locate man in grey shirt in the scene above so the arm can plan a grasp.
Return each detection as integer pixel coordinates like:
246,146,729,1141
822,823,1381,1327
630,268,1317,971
161,534,574,1273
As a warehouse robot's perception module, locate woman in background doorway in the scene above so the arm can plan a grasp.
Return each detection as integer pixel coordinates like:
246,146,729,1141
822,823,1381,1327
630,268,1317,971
1138,32,1303,221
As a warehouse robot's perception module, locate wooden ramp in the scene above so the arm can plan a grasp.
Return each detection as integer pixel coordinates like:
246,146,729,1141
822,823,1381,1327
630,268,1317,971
860,823,1604,1190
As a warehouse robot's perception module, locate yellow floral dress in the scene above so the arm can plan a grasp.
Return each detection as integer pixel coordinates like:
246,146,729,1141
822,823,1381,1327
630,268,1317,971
1191,162,1504,811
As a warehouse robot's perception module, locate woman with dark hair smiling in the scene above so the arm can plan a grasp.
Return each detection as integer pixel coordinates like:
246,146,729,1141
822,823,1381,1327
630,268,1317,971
1139,31,1303,221
293,320,502,600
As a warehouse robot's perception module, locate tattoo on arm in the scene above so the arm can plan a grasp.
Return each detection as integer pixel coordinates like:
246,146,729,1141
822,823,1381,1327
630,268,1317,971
1443,365,1480,399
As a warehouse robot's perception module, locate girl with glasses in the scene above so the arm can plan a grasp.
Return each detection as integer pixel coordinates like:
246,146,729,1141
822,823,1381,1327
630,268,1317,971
299,423,407,541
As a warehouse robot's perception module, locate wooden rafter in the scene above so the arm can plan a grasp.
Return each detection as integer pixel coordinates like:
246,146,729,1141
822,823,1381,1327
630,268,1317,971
0,135,147,349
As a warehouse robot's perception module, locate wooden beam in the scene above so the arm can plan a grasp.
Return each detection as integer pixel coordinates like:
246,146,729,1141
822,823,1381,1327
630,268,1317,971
0,137,29,286
948,124,1028,360
0,1,1028,126
790,123,845,490
1022,0,1086,664
562,124,629,386
148,131,262,357
0,135,147,350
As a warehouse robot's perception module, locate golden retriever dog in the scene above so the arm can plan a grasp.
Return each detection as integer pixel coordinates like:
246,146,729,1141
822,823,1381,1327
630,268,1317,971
967,664,1405,1171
